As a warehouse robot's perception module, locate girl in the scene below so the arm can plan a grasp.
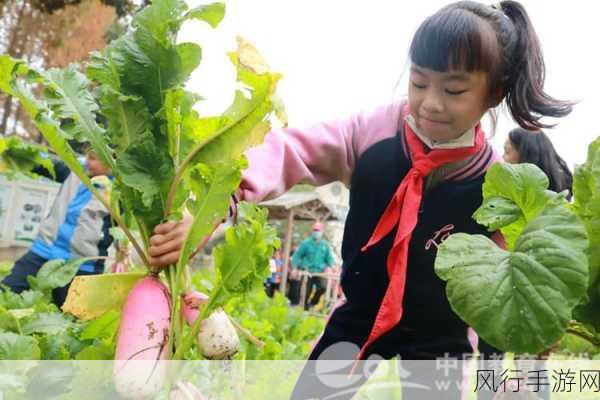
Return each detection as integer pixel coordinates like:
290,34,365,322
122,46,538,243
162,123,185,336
148,1,572,398
504,127,573,198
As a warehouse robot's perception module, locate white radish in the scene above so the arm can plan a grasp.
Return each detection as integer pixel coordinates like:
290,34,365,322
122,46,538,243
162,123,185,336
113,276,171,399
196,309,240,359
181,291,240,360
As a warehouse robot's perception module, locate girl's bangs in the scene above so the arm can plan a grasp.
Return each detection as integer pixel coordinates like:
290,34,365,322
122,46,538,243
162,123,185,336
409,8,500,74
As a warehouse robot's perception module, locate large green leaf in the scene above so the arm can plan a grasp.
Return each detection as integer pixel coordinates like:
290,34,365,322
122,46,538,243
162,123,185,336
24,363,75,400
0,305,21,334
210,203,280,308
74,340,114,360
38,333,74,360
0,332,40,359
133,0,187,47
184,2,225,28
0,56,96,196
61,272,145,320
191,44,280,167
472,196,521,232
21,312,73,335
116,137,174,208
97,90,153,153
572,137,600,331
40,66,114,169
108,0,200,115
474,163,556,250
79,310,120,341
176,159,245,271
0,289,44,310
435,199,588,353
0,136,54,179
28,258,99,292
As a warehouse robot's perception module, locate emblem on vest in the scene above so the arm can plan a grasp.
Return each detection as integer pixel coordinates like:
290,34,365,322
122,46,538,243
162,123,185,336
425,224,455,250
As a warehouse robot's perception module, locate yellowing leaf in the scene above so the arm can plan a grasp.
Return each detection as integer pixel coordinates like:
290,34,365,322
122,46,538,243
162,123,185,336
62,272,145,320
235,36,270,75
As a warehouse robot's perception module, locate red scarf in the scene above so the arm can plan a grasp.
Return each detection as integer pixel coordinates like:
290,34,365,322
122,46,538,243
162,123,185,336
355,107,485,363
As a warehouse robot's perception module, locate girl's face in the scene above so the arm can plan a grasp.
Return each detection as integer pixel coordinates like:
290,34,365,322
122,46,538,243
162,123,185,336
503,139,520,164
86,150,111,177
408,65,493,142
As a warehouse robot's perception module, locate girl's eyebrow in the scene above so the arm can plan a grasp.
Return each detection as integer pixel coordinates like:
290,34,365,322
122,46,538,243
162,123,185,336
410,66,426,76
444,73,470,83
411,66,470,83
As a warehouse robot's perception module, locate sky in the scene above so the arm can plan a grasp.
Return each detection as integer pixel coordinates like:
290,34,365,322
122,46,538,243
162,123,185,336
180,0,600,169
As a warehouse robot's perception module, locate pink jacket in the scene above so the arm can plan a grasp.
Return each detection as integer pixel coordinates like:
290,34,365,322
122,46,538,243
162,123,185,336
238,101,406,202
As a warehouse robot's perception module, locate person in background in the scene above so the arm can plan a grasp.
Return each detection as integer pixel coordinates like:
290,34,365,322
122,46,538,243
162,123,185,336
265,249,284,297
1,143,113,306
503,127,573,198
291,221,334,311
286,244,302,305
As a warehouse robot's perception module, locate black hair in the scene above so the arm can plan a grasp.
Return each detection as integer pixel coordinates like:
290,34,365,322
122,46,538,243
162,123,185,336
409,1,574,130
508,128,573,198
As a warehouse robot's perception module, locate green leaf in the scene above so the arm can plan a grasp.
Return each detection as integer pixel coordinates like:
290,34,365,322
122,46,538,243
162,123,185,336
176,43,202,79
79,310,120,341
86,50,121,90
109,5,198,115
75,340,114,360
116,137,174,208
35,113,95,188
572,137,600,331
0,305,21,333
184,2,226,28
473,196,522,231
0,58,100,204
134,0,188,47
62,272,145,320
176,159,245,270
97,90,153,153
38,330,86,360
191,43,280,167
0,55,19,95
0,332,41,359
29,258,98,292
0,288,45,310
0,372,26,392
435,198,588,354
475,162,556,249
24,363,74,400
22,312,73,335
40,66,114,170
38,337,71,360
210,203,280,309
0,136,55,179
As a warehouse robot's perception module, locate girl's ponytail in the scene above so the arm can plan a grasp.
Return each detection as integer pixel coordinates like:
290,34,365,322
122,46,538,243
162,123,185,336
498,1,574,129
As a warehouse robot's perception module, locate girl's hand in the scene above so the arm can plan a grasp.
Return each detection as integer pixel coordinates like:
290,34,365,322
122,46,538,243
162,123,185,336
148,215,193,267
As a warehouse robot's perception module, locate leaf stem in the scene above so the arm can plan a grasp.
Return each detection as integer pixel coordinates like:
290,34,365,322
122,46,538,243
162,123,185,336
89,185,150,267
164,123,230,217
230,317,264,348
565,328,600,347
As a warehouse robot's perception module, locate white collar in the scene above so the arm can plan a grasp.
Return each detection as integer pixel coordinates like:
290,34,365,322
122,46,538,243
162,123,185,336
405,114,476,149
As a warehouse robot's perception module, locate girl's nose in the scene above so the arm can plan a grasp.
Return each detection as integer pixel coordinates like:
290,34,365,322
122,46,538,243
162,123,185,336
421,89,445,114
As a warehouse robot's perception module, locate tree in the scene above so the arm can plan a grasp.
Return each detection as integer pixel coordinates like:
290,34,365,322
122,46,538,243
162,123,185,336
0,0,141,139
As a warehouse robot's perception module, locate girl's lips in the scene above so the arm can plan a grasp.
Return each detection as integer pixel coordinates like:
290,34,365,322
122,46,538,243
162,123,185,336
419,115,450,125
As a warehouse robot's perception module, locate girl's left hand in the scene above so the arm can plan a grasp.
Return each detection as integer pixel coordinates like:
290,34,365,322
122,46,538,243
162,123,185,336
148,215,193,267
